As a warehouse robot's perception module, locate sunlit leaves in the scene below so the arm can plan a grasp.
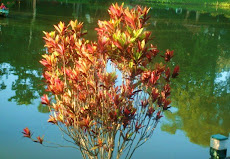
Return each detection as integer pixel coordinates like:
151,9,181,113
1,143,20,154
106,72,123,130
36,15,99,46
54,21,66,35
31,3,180,159
96,3,155,75
47,115,57,124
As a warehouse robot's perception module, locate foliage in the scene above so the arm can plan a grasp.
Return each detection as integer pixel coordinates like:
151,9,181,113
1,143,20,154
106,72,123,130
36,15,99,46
23,3,179,159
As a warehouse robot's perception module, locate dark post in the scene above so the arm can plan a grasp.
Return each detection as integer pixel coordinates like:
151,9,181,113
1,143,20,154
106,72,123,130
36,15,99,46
210,134,228,159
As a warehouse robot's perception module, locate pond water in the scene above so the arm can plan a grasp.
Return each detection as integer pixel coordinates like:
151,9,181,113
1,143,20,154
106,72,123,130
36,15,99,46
0,0,230,159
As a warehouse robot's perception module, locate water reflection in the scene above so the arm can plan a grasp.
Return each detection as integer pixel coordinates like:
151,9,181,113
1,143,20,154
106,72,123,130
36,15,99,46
154,17,230,146
0,0,229,155
0,64,8,90
0,0,111,106
0,23,44,106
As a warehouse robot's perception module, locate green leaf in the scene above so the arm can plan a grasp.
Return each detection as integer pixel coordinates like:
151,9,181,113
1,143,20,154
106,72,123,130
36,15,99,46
53,51,59,57
50,31,55,38
113,33,117,41
126,26,132,34
130,37,136,43
134,51,142,61
90,146,99,150
116,109,120,114
141,40,145,49
129,61,133,68
134,28,144,38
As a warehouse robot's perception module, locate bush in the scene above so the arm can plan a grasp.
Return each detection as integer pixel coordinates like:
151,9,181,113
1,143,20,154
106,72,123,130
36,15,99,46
23,3,179,159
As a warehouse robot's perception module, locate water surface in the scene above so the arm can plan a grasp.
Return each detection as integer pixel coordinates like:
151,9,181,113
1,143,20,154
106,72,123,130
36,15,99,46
0,1,229,158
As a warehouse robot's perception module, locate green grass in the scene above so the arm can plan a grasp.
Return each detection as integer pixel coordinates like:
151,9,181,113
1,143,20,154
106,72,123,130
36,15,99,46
133,0,230,18
139,0,230,7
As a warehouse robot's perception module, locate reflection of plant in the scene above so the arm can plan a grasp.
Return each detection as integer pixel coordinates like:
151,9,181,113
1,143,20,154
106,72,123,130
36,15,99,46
24,3,179,159
0,67,7,91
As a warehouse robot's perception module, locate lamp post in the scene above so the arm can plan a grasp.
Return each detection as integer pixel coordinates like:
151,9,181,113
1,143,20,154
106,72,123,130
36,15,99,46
210,134,228,159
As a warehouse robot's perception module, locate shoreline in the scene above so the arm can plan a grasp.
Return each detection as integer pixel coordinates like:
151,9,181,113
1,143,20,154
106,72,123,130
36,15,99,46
131,1,230,17
134,1,230,9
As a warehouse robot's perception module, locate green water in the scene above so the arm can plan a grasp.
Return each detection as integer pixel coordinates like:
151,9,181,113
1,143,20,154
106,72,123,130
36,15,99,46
0,1,229,158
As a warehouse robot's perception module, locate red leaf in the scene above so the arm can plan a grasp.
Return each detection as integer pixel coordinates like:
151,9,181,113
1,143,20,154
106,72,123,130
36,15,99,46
141,99,148,109
34,136,44,144
156,111,163,120
146,107,155,117
135,121,143,133
164,49,174,62
41,94,50,105
163,99,171,110
22,127,31,138
165,67,170,82
172,65,180,78
152,88,159,103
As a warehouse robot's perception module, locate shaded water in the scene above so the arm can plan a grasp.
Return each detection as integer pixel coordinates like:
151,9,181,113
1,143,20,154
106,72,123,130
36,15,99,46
0,1,230,158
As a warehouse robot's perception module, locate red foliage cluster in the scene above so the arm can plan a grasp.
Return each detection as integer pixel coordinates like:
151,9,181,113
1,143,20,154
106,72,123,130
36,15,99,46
24,3,179,158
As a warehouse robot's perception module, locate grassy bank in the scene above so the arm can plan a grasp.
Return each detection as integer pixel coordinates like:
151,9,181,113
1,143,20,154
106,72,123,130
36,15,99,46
139,0,230,8
133,0,230,18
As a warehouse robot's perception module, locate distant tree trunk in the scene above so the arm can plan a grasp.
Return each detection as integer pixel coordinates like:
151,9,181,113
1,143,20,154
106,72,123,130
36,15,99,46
28,0,36,49
18,0,21,11
196,11,200,22
73,3,82,20
185,10,190,21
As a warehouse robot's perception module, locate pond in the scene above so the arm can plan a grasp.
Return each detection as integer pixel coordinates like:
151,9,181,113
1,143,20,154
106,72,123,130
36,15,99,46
0,0,230,158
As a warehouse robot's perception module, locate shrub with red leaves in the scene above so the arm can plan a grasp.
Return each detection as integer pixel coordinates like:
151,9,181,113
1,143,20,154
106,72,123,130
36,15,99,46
24,3,179,159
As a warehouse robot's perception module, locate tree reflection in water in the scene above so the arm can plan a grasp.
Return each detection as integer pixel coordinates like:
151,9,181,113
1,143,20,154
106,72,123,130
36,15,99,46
0,0,110,112
160,26,230,146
